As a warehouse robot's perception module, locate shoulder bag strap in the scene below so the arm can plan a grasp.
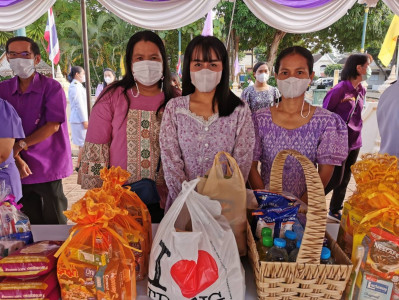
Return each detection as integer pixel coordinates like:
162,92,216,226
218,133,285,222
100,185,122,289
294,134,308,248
346,94,361,125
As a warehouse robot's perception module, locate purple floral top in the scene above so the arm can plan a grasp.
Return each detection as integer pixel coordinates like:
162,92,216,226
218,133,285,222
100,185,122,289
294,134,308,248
253,107,348,198
241,85,280,112
160,95,255,210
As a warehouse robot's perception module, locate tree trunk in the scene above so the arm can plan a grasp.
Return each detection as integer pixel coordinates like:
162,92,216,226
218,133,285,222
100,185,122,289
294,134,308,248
266,30,286,74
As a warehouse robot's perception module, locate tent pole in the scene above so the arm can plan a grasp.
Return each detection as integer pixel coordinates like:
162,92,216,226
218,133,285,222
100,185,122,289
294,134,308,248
80,0,91,116
226,0,236,51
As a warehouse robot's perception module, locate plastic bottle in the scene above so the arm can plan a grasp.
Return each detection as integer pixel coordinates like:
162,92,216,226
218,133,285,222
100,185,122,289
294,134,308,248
320,247,334,264
257,236,273,261
284,230,297,254
261,227,272,238
265,238,289,262
288,239,302,262
256,227,273,260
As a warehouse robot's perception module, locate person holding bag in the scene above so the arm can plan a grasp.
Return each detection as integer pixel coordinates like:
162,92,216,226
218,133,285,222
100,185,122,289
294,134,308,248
78,31,177,223
323,53,370,222
159,35,255,211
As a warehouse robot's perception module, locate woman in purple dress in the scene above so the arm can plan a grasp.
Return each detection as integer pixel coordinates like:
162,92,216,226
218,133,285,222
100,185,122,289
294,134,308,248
248,46,348,203
160,36,255,211
0,98,25,200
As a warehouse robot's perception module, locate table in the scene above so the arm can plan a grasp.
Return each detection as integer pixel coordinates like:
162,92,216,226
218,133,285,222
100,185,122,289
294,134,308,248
31,223,340,299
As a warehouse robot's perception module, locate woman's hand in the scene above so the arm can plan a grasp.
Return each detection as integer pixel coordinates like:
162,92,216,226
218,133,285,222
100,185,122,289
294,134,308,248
83,121,89,129
248,161,264,190
15,155,32,178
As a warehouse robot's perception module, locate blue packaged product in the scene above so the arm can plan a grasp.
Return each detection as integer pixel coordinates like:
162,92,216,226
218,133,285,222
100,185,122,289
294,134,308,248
253,190,295,209
252,205,299,240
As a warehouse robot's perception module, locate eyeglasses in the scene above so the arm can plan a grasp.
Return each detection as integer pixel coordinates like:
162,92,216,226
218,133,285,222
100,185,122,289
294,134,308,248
6,51,32,59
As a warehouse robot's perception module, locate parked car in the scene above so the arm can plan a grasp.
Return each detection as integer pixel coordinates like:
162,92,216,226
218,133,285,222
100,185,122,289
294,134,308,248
313,77,334,87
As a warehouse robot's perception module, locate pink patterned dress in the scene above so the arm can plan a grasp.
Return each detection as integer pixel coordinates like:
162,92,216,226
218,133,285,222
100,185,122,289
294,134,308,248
160,95,255,210
253,107,348,198
78,86,167,204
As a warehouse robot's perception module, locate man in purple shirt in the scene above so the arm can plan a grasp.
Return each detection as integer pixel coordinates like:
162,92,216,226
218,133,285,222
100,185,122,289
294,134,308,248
0,36,73,224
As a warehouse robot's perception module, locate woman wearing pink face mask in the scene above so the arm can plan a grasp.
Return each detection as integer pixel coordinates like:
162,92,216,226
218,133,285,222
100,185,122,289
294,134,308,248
248,46,348,204
159,35,255,211
78,31,177,222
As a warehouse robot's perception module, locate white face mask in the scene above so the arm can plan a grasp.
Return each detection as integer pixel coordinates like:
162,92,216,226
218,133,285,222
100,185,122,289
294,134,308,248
277,77,311,99
132,60,163,86
79,74,86,83
9,58,35,79
256,73,269,83
104,76,113,84
190,69,222,93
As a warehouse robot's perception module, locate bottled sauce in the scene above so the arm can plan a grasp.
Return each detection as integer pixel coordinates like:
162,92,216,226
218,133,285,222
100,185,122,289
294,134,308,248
284,230,297,254
288,239,302,262
320,247,334,264
257,236,273,261
266,238,289,262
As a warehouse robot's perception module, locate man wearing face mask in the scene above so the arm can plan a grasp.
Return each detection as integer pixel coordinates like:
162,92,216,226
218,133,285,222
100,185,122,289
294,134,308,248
0,36,72,224
241,62,280,113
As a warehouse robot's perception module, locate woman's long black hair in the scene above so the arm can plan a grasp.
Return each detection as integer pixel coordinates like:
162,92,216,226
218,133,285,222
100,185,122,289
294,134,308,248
182,35,243,117
96,31,174,116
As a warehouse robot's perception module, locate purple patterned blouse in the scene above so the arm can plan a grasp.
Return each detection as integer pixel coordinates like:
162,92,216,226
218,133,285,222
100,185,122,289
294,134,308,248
253,107,348,198
160,95,255,210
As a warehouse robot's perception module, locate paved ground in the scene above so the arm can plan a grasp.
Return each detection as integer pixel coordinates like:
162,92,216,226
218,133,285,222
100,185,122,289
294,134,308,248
63,157,357,223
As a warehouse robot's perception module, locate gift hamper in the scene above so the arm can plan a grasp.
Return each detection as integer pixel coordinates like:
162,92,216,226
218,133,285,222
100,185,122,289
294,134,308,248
247,149,352,299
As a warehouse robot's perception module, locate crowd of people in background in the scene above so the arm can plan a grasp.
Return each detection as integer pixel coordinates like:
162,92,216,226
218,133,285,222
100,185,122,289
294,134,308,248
0,31,392,225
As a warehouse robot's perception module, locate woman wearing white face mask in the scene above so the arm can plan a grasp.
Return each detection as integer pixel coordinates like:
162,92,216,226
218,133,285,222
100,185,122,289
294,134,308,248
78,31,176,222
68,66,87,172
159,35,255,211
94,68,116,100
241,62,280,112
248,46,348,204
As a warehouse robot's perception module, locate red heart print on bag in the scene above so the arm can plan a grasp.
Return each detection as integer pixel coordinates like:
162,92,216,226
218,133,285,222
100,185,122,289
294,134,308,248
170,250,219,298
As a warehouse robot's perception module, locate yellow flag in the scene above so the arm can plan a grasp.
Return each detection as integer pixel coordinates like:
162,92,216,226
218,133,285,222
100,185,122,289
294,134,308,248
120,54,125,76
378,15,399,67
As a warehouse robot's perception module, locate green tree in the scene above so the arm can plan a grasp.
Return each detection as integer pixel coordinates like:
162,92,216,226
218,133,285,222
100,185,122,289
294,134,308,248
324,64,343,77
219,0,393,70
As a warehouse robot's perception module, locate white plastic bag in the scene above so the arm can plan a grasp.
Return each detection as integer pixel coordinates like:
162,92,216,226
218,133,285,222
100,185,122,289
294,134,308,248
147,179,245,300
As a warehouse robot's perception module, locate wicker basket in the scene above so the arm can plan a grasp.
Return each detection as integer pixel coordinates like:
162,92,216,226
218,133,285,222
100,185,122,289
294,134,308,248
247,150,352,300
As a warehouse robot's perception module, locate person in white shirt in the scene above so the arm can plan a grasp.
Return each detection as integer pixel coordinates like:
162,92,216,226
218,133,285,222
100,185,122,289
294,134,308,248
377,80,399,157
68,66,88,171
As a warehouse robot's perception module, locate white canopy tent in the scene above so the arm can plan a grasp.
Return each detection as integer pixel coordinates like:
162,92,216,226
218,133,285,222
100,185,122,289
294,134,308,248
0,0,397,114
0,0,397,32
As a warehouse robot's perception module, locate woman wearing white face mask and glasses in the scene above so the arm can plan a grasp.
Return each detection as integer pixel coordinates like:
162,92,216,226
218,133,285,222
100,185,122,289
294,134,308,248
78,31,176,222
160,35,255,211
68,66,87,172
248,46,348,204
241,62,280,113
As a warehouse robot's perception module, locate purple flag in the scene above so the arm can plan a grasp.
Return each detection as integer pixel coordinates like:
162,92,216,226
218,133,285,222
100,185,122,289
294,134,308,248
202,11,213,37
270,0,333,8
0,0,23,7
234,55,240,77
